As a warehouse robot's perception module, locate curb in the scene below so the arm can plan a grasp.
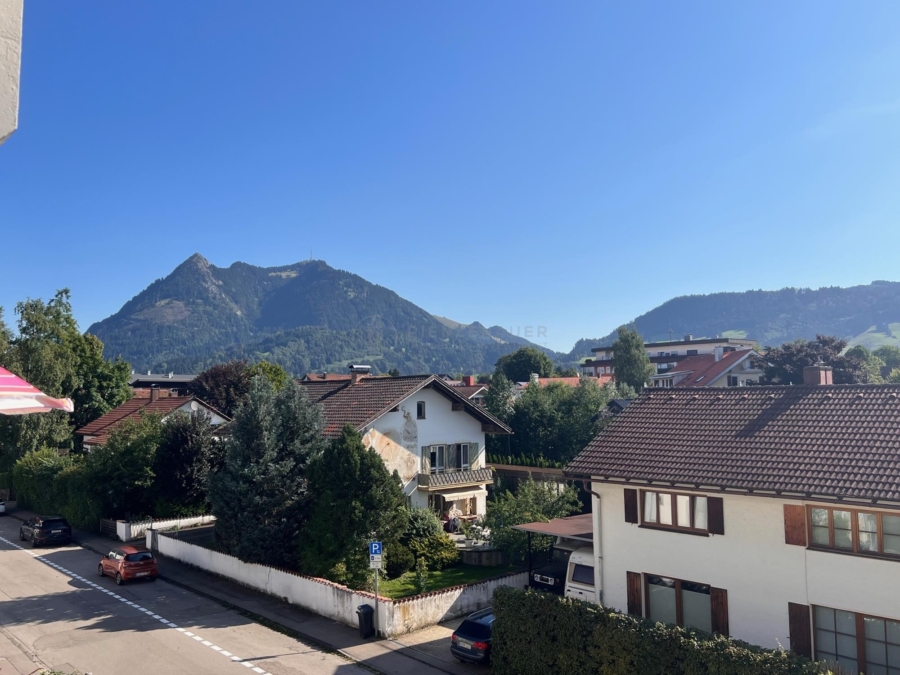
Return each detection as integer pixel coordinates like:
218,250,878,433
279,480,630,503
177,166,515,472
5,509,466,675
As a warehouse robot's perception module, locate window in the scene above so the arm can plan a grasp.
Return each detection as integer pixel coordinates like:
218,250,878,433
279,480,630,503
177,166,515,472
687,349,699,356
808,506,900,558
429,445,445,473
727,376,739,387
456,443,470,470
571,564,594,586
643,490,708,532
647,575,712,633
654,378,674,388
416,401,426,419
814,605,900,674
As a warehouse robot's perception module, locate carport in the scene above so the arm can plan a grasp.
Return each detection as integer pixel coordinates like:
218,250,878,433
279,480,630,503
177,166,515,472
512,513,593,577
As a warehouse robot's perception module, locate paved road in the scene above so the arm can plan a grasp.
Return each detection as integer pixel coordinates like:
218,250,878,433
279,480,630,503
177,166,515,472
0,516,366,675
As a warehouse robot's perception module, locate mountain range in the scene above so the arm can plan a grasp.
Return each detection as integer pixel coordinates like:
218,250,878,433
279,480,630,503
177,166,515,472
88,255,900,375
88,254,551,375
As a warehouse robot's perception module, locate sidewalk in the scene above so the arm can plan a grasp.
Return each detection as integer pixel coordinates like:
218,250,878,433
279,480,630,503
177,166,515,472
6,505,479,675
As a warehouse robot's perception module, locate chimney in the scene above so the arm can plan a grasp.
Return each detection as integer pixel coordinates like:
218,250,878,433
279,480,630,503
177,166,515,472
684,334,693,342
150,387,160,402
463,375,476,387
714,346,724,362
349,364,372,385
529,372,540,384
803,362,833,386
147,370,151,376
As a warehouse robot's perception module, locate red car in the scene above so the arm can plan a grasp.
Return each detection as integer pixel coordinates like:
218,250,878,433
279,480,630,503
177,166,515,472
98,545,158,585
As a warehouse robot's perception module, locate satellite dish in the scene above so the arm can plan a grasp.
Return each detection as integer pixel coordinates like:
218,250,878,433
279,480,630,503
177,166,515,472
190,401,200,411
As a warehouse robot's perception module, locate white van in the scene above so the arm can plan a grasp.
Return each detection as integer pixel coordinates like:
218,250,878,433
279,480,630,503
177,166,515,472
563,546,597,603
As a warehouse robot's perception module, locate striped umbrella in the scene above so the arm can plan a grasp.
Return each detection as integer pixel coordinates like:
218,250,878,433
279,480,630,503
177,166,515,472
0,366,74,415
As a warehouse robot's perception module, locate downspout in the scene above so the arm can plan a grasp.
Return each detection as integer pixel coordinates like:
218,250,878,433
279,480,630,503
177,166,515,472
579,479,603,605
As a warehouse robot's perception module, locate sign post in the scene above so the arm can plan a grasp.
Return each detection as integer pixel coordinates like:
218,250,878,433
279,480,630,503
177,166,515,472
369,541,383,637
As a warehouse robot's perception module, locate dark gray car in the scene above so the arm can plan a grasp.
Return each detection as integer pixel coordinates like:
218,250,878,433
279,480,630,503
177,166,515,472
19,516,72,548
451,607,494,664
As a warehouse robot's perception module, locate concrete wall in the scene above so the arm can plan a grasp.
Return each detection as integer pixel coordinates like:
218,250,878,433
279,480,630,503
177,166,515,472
117,515,216,541
0,0,22,145
593,482,900,652
150,531,524,636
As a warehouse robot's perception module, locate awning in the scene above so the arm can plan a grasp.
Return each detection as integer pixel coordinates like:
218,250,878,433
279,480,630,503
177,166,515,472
437,487,488,501
0,367,74,415
511,513,593,543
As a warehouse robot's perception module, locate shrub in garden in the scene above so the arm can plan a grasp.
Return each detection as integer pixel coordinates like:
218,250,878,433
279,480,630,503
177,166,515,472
414,558,429,594
385,542,414,578
408,531,460,570
401,507,442,543
491,587,831,675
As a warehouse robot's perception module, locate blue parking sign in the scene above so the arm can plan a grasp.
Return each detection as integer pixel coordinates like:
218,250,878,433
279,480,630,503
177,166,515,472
369,541,382,556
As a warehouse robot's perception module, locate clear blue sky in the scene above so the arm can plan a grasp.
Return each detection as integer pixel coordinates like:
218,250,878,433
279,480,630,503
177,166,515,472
3,2,900,353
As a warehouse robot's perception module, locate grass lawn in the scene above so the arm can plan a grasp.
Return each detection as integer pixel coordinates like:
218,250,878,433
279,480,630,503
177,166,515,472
379,564,521,599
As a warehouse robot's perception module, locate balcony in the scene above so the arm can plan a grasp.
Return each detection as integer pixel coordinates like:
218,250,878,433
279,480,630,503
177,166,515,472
418,467,493,490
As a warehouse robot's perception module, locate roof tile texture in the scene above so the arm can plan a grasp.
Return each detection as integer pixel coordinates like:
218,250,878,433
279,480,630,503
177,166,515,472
566,385,900,502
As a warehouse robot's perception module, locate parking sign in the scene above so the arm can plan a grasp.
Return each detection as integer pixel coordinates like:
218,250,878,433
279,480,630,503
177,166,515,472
369,542,382,556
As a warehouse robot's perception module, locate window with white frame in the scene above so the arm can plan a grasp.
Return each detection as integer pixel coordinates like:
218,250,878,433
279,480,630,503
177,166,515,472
456,443,470,470
429,445,445,473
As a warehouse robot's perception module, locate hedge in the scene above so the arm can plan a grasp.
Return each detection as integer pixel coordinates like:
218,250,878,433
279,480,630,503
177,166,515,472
491,587,832,675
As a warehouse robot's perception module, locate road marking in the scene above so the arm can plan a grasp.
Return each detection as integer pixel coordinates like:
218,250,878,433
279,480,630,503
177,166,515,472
0,536,276,675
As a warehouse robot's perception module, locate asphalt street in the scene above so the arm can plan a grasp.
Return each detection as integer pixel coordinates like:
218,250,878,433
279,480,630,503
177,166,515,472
0,515,367,675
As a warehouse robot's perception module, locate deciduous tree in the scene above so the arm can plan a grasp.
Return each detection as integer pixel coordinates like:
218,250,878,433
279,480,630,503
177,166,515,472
494,347,555,383
610,325,655,392
152,411,217,516
761,335,867,384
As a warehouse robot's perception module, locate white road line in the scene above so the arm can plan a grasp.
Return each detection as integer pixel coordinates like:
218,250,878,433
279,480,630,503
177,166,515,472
0,535,275,675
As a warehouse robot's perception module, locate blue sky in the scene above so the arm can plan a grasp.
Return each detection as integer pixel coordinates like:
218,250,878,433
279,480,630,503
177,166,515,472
3,2,900,353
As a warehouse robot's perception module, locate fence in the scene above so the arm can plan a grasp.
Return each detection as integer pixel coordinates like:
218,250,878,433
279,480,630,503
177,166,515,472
149,530,526,637
111,514,216,542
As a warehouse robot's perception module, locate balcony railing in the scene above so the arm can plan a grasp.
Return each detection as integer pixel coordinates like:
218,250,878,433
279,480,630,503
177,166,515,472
418,467,493,489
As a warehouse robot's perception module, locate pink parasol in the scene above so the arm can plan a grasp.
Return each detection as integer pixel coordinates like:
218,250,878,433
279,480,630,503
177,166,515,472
0,366,74,415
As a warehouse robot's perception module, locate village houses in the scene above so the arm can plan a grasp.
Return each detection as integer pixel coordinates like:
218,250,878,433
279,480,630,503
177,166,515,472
565,363,900,673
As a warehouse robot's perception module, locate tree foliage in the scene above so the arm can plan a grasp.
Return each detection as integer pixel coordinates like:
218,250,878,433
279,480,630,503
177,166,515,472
495,347,555,383
0,290,131,472
484,478,581,563
190,360,251,417
875,346,900,372
210,379,328,568
300,425,407,589
247,360,290,391
483,373,515,422
610,325,654,392
152,411,217,516
761,335,867,384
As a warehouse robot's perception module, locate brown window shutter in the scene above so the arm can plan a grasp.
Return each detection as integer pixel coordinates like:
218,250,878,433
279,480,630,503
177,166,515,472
788,603,812,658
710,588,729,636
783,505,807,546
707,497,724,535
624,489,639,524
626,572,642,616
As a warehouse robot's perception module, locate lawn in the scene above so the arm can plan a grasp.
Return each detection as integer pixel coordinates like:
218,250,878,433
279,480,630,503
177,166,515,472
378,564,520,599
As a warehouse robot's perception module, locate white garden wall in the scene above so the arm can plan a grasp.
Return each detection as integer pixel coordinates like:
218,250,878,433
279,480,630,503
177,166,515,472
149,531,525,636
118,515,216,541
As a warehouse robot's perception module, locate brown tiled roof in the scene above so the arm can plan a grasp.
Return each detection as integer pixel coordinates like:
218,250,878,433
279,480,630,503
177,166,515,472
565,385,900,503
454,385,486,399
666,349,756,387
77,396,229,445
425,468,494,487
300,373,353,382
300,375,512,439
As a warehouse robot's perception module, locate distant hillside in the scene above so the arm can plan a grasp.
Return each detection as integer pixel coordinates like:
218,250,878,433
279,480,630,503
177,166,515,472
89,254,561,375
568,282,900,359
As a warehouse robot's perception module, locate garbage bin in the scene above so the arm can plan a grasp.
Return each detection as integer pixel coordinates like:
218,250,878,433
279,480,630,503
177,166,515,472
357,604,375,639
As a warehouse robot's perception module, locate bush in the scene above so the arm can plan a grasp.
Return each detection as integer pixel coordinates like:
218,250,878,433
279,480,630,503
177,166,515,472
491,587,831,675
408,532,460,570
402,507,442,543
385,542,414,578
414,558,429,594
12,448,73,514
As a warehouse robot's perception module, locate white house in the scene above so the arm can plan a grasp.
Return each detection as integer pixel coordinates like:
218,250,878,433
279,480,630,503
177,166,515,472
566,364,900,674
649,348,762,388
301,366,511,519
75,389,230,450
0,0,23,146
582,335,758,378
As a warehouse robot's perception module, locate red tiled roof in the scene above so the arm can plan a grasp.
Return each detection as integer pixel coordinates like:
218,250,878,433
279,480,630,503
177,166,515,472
300,375,512,439
454,385,486,399
300,373,352,381
667,350,756,387
566,385,900,503
77,396,228,445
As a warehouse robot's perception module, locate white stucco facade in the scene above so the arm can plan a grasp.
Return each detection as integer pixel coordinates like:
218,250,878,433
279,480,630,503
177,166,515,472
362,386,490,516
591,482,900,652
0,0,22,146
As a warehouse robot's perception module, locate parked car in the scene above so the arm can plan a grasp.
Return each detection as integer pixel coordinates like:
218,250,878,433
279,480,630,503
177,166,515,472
19,515,72,548
98,545,158,585
529,545,575,595
450,607,494,664
0,500,5,516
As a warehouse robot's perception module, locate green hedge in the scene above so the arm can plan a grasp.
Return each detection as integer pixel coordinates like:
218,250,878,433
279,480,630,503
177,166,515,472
491,587,831,675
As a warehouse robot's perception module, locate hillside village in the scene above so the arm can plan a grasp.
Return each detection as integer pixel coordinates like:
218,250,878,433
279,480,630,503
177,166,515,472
5,4,900,675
